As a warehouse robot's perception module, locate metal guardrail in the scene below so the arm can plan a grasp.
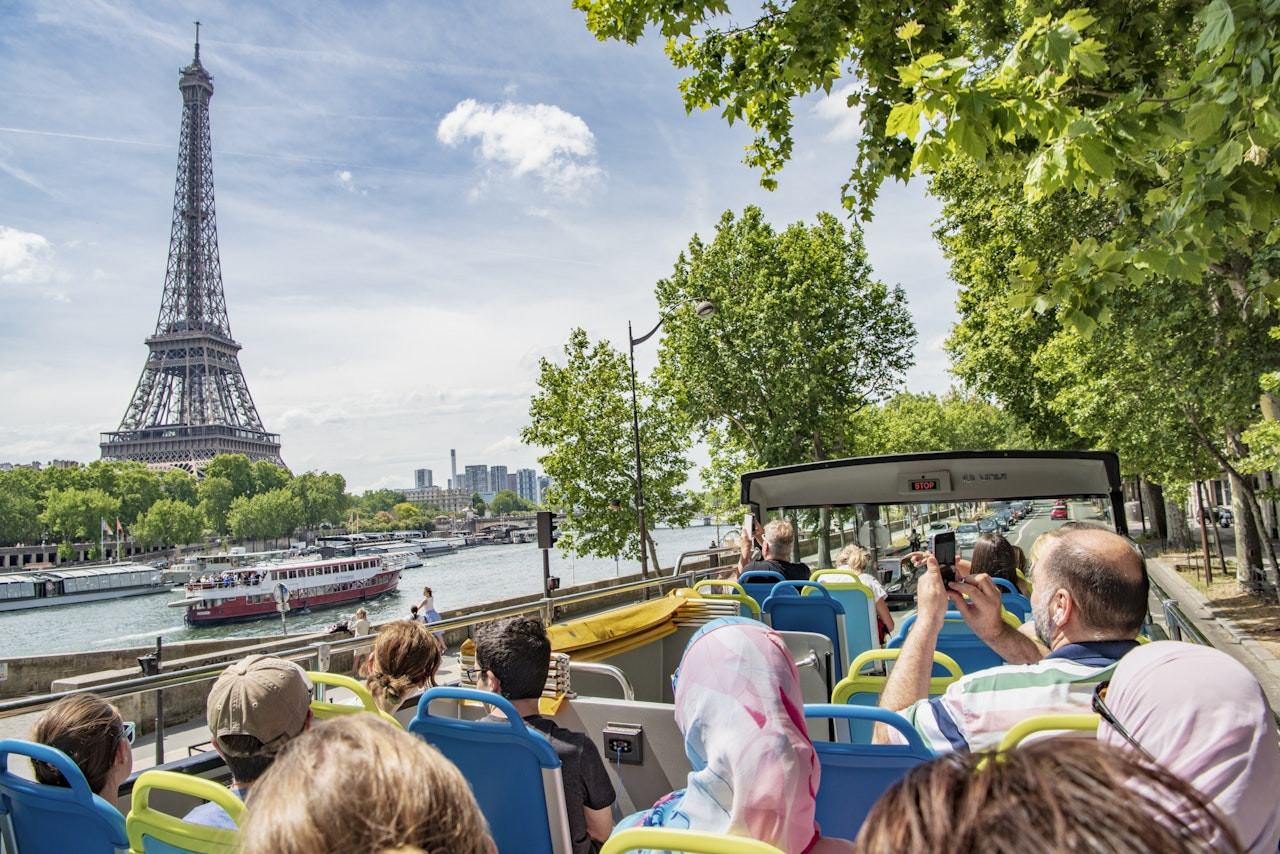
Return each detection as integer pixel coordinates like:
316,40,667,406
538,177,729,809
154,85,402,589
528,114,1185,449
568,662,635,702
1146,574,1209,645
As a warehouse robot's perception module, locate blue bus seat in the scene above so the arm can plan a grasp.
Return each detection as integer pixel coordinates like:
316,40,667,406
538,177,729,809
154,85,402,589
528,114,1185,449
762,582,847,682
803,705,935,841
0,738,128,854
737,570,790,613
990,578,1033,622
886,612,1007,674
830,649,963,743
809,570,879,661
126,769,243,853
407,687,573,854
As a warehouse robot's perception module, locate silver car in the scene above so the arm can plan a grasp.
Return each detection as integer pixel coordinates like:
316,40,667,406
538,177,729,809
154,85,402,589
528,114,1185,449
955,522,980,547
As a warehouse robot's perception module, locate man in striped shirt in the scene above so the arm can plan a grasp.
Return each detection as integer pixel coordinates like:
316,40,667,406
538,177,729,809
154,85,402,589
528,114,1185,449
877,526,1146,753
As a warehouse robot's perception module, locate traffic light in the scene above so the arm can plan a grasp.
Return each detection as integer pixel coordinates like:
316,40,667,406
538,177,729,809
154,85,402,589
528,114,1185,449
536,511,559,550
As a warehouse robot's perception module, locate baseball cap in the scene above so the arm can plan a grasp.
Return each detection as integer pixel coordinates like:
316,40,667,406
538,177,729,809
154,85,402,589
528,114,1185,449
207,654,312,756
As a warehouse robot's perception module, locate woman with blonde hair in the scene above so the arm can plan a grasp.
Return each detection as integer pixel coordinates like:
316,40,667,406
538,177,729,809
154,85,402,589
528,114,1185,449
833,543,894,639
29,693,133,803
363,620,441,715
240,715,494,854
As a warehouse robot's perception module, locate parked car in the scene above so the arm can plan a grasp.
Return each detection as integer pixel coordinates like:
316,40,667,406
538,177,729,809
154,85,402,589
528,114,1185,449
956,522,980,547
1051,505,1069,520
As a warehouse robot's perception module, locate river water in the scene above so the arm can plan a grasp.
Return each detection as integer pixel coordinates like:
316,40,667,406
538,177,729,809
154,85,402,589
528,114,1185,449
1,524,733,658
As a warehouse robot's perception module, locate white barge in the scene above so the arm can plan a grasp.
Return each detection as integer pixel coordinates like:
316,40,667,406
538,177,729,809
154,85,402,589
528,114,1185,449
0,563,169,612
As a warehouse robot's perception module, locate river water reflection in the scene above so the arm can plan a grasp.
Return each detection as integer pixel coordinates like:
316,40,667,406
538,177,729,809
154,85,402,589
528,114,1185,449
2,524,732,658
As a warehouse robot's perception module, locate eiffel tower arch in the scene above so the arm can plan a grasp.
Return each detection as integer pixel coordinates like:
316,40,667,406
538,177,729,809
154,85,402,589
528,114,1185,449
101,30,284,476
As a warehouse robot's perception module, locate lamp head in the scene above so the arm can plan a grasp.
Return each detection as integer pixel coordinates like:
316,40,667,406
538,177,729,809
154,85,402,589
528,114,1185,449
694,300,717,318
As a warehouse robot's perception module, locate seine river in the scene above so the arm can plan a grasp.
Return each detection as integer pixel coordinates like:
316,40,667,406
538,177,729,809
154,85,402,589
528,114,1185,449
2,524,733,658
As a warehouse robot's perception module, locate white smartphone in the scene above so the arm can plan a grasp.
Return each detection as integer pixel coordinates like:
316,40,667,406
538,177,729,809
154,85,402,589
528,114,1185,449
743,513,754,539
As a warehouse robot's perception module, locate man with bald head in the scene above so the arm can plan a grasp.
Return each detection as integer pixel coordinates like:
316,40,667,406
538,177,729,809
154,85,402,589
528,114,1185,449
877,526,1147,752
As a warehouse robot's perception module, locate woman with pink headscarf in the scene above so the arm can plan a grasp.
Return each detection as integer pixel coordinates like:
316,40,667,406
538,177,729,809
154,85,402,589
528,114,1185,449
1096,641,1280,853
615,617,852,853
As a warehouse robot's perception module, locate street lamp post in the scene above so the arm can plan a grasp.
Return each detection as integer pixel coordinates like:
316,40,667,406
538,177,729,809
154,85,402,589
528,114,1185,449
628,299,716,578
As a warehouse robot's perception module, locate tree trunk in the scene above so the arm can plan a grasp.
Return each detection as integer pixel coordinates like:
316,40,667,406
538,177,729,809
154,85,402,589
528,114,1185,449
1140,479,1166,539
1164,492,1194,551
816,507,832,569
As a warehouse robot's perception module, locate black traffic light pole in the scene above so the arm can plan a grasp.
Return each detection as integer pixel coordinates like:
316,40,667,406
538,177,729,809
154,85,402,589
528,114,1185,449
536,511,558,597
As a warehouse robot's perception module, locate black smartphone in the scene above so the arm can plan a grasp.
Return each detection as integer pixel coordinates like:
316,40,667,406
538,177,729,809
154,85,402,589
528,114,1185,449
932,530,956,565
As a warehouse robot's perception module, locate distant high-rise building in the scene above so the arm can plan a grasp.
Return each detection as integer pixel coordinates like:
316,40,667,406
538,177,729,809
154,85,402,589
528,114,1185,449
488,466,508,494
463,464,488,494
537,475,553,503
450,449,458,492
414,468,432,489
516,468,539,504
507,473,517,493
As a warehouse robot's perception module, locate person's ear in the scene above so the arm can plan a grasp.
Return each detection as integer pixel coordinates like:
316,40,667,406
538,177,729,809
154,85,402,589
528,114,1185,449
1054,589,1073,625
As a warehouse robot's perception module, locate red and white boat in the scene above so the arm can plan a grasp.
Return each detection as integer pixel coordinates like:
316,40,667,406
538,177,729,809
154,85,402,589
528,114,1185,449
171,554,401,627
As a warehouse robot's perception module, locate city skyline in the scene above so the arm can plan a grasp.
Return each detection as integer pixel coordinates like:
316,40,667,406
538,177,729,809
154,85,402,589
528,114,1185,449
0,2,958,494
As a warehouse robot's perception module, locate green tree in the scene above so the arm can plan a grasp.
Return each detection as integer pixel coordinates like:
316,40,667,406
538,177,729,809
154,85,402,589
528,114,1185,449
39,488,120,545
291,471,347,528
0,469,42,546
654,207,914,565
575,0,1280,325
252,460,291,495
198,476,236,535
161,469,199,506
862,391,1029,456
229,488,303,546
470,493,487,516
392,502,421,521
359,489,405,515
204,455,255,499
133,498,204,550
489,490,535,516
523,328,698,568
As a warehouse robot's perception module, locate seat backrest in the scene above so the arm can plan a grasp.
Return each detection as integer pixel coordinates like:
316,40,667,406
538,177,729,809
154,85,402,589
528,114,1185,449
997,713,1100,751
809,571,879,660
691,580,761,620
772,631,838,742
804,705,934,841
990,578,1033,622
601,827,785,854
762,582,847,681
737,570,789,612
307,671,402,727
407,687,572,854
126,770,243,854
830,650,963,743
0,738,128,854
886,612,1007,674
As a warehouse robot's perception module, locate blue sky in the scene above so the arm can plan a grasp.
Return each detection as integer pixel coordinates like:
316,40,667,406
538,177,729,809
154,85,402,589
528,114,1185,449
0,1,957,493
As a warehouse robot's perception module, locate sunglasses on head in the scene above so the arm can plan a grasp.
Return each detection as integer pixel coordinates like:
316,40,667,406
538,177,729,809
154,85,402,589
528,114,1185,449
1091,680,1154,762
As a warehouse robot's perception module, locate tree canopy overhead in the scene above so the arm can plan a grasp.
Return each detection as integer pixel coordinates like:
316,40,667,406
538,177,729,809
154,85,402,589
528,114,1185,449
574,0,1280,325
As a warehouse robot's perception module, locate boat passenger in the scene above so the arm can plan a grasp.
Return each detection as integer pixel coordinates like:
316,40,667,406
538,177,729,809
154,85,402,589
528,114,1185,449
183,654,314,829
617,617,854,853
854,738,1242,853
1096,640,1280,853
363,620,440,715
831,544,894,640
29,693,133,804
877,526,1146,752
474,614,615,854
239,714,495,854
736,518,810,582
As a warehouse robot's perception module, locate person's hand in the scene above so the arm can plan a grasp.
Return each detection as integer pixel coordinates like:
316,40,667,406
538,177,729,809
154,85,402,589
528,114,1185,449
915,556,951,632
947,573,1006,643
904,550,931,567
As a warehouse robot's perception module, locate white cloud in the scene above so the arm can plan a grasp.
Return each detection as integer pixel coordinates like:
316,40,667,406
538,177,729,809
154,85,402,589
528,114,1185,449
334,169,368,195
810,84,863,142
0,225,55,285
437,99,603,196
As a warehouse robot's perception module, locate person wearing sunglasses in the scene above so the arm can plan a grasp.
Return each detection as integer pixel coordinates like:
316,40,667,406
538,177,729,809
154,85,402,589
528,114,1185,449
1096,641,1280,853
30,693,134,805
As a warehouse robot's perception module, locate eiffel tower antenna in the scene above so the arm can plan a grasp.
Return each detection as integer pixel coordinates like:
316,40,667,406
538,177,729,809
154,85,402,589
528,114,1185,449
101,33,285,476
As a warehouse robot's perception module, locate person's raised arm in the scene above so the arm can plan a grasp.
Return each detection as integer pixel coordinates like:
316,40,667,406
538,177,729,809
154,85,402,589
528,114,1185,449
947,574,1044,665
875,558,948,742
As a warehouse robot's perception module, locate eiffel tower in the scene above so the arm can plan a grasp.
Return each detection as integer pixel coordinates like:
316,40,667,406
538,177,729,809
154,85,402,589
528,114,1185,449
101,27,284,475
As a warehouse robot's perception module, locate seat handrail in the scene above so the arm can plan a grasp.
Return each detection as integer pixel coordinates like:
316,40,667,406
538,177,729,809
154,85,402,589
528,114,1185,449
802,704,934,755
412,687,561,767
997,713,1100,751
567,662,634,701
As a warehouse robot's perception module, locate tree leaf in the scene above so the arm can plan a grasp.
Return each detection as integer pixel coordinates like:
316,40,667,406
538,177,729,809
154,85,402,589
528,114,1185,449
1196,0,1235,54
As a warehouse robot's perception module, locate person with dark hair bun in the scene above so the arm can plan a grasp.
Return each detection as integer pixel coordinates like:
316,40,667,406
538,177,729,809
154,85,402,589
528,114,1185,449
30,693,132,803
854,738,1242,853
969,532,1026,595
363,619,440,715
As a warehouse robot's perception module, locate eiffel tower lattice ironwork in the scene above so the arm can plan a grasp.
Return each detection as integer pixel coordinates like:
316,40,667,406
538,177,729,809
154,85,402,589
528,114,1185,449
101,31,284,475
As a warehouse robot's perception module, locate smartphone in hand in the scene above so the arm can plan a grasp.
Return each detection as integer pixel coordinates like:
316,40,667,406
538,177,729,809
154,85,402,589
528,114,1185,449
743,513,755,540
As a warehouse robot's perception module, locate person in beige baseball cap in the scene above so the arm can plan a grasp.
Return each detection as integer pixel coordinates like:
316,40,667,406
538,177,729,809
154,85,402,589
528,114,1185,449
184,654,314,829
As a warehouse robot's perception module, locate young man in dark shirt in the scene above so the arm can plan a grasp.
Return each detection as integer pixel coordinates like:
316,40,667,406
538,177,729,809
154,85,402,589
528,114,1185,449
474,615,615,854
736,518,810,581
